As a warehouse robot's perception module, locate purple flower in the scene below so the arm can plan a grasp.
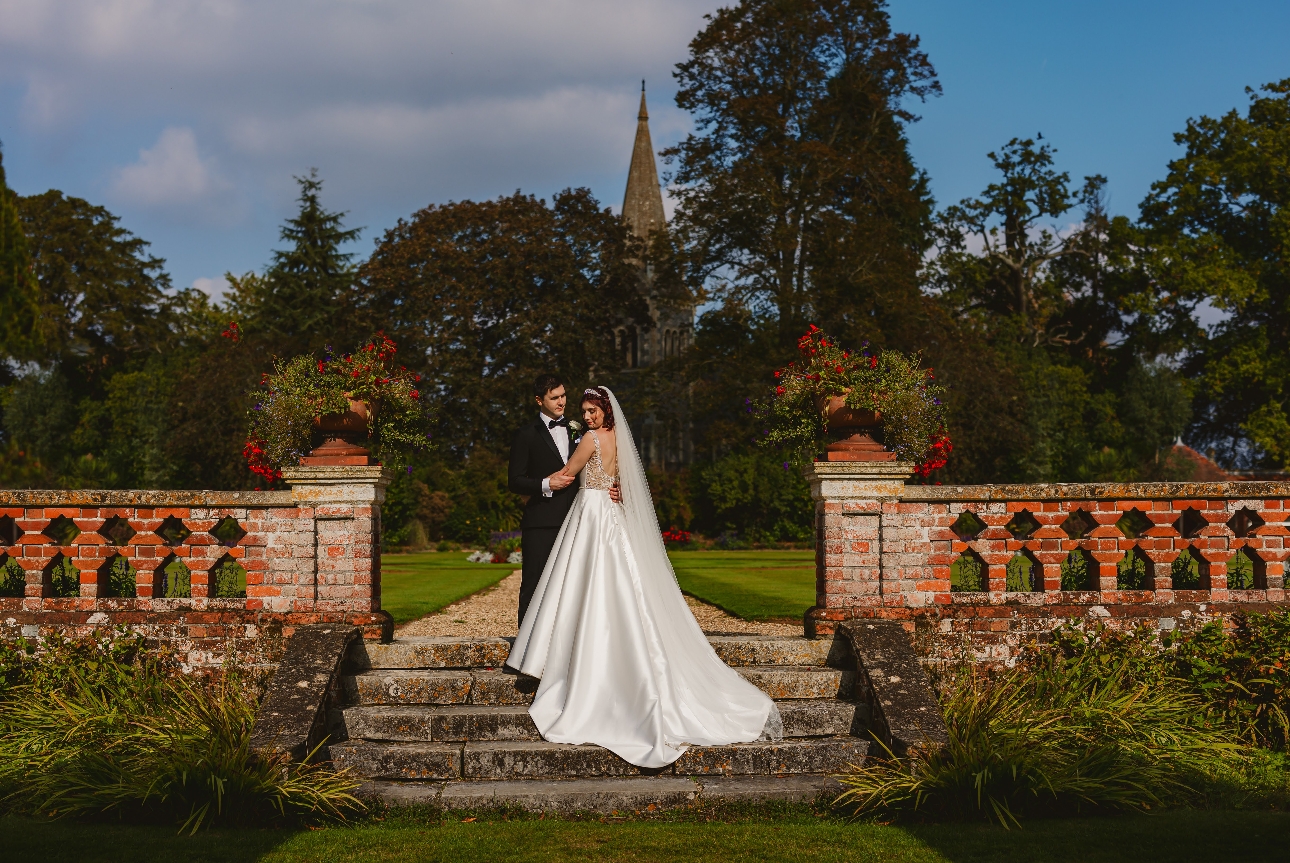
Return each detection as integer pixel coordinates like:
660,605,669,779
782,462,789,470
406,466,413,475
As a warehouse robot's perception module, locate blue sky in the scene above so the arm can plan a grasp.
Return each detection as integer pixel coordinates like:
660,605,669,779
1,1,1286,296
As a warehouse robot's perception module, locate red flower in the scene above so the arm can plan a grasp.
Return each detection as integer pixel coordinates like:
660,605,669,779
834,364,843,373
410,390,420,399
776,386,785,395
870,356,878,369
774,370,781,378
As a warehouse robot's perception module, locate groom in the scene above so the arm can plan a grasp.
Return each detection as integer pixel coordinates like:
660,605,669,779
508,373,618,626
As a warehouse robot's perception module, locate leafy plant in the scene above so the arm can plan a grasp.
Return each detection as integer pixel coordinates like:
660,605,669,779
0,630,361,831
244,332,433,478
762,326,950,473
836,648,1239,826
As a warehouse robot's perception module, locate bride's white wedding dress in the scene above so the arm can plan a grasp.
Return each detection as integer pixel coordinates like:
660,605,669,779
505,389,782,768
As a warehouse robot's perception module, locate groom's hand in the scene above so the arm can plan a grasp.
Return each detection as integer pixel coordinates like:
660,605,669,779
609,483,622,504
546,471,575,491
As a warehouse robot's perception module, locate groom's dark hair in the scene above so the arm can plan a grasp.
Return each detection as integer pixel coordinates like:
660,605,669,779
533,373,564,398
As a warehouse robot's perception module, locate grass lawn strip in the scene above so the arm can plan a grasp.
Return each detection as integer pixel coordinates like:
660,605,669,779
4,810,1288,862
380,552,514,625
667,550,815,621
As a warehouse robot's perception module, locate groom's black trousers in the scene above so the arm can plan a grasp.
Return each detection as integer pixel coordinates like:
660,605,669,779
519,527,559,627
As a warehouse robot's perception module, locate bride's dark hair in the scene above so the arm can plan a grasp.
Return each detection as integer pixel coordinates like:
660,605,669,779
581,387,615,430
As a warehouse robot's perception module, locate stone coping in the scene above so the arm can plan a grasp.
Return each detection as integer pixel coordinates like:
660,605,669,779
899,480,1290,502
0,489,294,507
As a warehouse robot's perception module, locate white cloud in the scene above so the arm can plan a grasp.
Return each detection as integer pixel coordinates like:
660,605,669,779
111,127,225,206
192,275,230,300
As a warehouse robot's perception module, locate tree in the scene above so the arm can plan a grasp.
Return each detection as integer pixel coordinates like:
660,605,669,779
226,170,361,354
1139,79,1290,470
929,138,1192,482
15,190,174,382
355,189,649,452
0,146,40,376
666,0,939,349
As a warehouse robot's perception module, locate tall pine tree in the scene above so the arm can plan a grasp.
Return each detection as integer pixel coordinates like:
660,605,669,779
227,169,360,353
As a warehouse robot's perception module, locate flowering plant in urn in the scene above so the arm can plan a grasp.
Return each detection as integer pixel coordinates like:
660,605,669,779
762,326,951,477
244,332,433,480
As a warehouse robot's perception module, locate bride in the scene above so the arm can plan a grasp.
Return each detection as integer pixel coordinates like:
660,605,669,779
506,386,782,768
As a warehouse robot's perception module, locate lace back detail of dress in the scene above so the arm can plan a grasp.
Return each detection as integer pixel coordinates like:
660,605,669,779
583,432,617,491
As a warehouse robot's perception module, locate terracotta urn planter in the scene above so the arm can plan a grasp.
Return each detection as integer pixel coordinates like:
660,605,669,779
815,393,897,462
301,398,373,466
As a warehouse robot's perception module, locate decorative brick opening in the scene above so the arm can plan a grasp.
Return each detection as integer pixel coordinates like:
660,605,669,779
42,515,80,546
1005,509,1039,540
210,516,247,548
1117,546,1152,590
1005,548,1042,592
43,554,81,598
1228,547,1266,591
1060,548,1097,590
1060,509,1097,540
950,549,987,592
1116,508,1154,540
1172,546,1210,590
155,554,191,598
1174,507,1207,539
1227,508,1266,538
98,516,136,547
0,515,21,547
98,554,137,599
210,553,247,598
156,515,192,547
950,511,987,542
0,553,24,597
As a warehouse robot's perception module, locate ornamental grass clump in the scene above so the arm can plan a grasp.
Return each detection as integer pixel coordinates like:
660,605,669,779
836,641,1242,827
761,326,950,476
0,631,361,832
244,332,433,480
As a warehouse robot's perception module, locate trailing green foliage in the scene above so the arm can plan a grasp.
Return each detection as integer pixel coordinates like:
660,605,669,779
762,326,949,469
0,631,361,831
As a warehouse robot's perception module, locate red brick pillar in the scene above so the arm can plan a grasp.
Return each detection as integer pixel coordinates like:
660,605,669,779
279,466,393,614
802,462,914,637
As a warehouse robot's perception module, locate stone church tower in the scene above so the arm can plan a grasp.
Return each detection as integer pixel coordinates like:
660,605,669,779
618,83,694,468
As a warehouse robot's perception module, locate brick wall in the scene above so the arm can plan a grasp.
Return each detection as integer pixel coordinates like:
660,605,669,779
803,464,1290,664
0,467,393,669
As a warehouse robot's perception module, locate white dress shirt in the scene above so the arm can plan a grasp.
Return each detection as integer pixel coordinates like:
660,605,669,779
540,412,570,497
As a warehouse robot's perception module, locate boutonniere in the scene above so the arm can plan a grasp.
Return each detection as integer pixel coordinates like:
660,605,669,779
566,419,585,442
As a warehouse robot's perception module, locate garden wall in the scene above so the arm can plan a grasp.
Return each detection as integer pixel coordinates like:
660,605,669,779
0,466,393,669
803,463,1290,664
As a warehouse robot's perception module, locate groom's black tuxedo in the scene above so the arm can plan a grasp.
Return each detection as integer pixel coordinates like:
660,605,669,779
509,415,579,625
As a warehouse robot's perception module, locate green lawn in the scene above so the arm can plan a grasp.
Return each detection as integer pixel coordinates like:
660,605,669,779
4,809,1287,862
380,552,515,624
667,549,815,621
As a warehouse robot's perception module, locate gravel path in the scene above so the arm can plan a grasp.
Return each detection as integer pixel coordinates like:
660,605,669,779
395,570,801,638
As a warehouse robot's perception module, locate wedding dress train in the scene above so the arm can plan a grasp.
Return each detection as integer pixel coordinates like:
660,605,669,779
505,389,782,768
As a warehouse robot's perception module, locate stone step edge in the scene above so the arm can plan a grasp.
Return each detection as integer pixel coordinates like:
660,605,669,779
333,699,869,742
360,774,844,814
330,737,868,781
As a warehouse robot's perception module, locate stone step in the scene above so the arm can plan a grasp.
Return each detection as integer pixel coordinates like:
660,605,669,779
334,699,866,743
361,774,843,814
331,737,867,781
348,635,842,672
342,666,853,707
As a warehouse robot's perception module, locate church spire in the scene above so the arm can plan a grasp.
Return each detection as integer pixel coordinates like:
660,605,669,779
622,81,667,240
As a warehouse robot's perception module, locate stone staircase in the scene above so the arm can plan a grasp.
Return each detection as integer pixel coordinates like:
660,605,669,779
328,633,871,813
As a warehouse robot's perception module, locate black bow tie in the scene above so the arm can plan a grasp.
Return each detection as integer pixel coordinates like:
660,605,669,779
548,417,569,429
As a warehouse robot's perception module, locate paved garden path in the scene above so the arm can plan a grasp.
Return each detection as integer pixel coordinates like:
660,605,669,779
396,570,800,638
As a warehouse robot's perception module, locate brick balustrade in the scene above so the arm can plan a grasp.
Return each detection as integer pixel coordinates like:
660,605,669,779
0,466,393,668
804,462,1290,663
